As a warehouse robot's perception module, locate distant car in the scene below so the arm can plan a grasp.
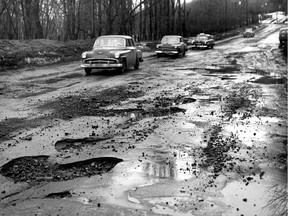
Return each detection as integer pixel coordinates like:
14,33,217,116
191,33,215,49
81,35,143,75
155,35,188,57
243,28,255,38
279,27,288,49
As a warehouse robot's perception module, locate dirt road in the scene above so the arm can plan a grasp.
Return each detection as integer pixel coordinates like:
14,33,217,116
0,24,287,216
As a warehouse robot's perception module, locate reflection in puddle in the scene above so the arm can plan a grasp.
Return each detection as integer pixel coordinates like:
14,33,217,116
98,148,198,211
142,150,198,181
221,180,271,216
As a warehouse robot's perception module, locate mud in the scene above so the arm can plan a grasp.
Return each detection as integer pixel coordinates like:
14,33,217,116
220,83,261,119
0,156,123,184
0,116,51,142
200,125,239,174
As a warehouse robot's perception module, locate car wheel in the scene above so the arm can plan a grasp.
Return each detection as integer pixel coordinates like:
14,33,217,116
210,44,214,49
85,68,92,75
157,54,161,58
134,58,139,69
182,51,186,56
119,59,127,74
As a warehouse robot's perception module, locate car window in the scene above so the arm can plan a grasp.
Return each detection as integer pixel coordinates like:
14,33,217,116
129,39,135,46
126,39,134,47
93,37,125,48
161,36,180,44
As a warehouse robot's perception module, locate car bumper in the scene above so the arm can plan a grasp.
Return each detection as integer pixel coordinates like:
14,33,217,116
81,59,123,69
155,50,179,55
81,63,123,68
191,44,209,48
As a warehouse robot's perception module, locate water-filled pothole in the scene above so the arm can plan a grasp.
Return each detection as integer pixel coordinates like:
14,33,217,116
251,76,287,85
0,156,123,184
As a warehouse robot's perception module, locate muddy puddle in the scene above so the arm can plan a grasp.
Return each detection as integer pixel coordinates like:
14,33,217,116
0,155,123,184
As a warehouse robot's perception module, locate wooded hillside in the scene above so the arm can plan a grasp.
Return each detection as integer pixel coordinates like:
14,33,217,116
0,0,286,41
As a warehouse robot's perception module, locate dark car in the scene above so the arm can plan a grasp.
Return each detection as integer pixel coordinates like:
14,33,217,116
279,27,288,49
243,28,255,38
191,33,215,49
155,35,188,57
81,35,143,75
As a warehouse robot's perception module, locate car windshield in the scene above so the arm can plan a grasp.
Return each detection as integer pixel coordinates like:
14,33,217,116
161,36,180,44
245,29,253,32
196,36,209,40
93,37,125,48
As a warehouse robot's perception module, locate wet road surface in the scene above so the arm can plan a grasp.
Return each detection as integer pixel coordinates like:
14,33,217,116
0,24,287,216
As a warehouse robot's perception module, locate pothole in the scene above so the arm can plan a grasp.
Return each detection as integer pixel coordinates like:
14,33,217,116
204,65,240,73
0,156,123,184
38,86,192,120
45,190,72,199
251,76,287,85
55,137,112,151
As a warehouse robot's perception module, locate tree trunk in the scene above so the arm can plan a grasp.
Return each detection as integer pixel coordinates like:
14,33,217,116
171,0,175,34
98,0,102,36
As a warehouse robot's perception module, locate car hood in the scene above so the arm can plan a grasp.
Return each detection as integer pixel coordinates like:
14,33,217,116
86,48,130,58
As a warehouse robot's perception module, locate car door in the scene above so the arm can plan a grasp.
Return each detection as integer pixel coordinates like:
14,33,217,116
125,39,136,67
179,37,184,52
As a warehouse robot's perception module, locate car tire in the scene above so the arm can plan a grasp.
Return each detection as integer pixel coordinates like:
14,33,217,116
157,54,161,58
134,58,139,69
182,51,186,56
210,44,214,49
85,68,92,75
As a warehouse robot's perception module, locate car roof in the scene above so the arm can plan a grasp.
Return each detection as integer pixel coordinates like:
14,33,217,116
280,27,288,30
162,35,182,37
196,33,210,36
98,35,132,39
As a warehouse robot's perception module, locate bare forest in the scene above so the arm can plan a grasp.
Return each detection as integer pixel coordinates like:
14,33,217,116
0,0,286,41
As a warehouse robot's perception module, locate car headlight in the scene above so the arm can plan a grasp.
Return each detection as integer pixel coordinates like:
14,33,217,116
174,46,178,49
81,52,87,59
156,44,160,49
114,53,120,58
